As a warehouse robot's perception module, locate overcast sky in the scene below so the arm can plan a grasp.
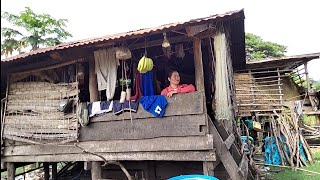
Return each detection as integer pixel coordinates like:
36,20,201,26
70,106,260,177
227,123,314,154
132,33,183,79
1,0,319,80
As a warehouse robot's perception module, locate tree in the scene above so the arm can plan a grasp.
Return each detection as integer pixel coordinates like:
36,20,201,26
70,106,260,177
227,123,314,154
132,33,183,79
1,7,72,57
245,33,287,61
312,81,320,91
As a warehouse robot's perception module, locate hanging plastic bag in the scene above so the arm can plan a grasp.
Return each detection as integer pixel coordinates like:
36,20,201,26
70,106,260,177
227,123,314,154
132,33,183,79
116,46,132,60
58,98,73,113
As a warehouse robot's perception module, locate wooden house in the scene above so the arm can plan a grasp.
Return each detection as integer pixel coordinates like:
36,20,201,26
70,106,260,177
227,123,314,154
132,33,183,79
234,53,320,118
234,53,320,145
1,9,258,180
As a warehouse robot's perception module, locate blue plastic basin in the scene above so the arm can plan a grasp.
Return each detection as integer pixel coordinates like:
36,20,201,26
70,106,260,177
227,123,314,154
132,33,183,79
168,174,219,180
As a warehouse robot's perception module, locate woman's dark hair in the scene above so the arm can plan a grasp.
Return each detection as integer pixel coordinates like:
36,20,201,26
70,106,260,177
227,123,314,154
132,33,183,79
167,69,179,78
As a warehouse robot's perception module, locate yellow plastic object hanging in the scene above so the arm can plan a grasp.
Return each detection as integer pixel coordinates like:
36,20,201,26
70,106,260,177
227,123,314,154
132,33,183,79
137,55,153,73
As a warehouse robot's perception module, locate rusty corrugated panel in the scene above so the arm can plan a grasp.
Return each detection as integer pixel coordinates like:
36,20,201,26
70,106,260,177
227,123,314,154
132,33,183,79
246,53,320,69
1,9,244,63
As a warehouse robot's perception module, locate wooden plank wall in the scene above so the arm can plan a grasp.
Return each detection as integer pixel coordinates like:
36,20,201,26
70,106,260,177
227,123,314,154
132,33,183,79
80,92,206,141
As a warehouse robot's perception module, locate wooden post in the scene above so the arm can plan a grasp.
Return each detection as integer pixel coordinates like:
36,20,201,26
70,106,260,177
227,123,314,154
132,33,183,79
52,162,57,180
89,53,101,180
7,162,15,180
89,55,99,102
44,162,50,180
304,63,311,93
91,161,102,180
203,161,215,176
146,161,156,180
277,68,283,105
193,38,205,92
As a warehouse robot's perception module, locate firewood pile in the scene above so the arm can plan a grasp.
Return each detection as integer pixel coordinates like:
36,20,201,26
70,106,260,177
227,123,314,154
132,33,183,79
269,110,314,168
301,125,320,140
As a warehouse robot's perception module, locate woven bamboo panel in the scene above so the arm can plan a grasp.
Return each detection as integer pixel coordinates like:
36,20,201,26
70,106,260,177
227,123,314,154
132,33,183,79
4,79,79,144
234,73,283,115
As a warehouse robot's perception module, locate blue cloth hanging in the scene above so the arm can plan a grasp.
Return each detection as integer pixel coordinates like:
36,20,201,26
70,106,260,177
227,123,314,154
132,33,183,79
141,71,154,96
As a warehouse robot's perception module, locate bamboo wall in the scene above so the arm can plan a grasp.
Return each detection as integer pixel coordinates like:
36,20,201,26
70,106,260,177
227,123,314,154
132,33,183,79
3,79,79,144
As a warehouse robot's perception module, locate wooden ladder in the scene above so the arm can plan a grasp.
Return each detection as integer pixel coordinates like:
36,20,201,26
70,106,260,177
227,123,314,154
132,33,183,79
208,116,259,180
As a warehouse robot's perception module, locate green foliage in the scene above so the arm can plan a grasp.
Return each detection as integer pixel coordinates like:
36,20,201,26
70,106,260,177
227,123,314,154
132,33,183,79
245,33,287,61
270,146,320,180
312,81,320,91
303,115,318,126
1,7,72,56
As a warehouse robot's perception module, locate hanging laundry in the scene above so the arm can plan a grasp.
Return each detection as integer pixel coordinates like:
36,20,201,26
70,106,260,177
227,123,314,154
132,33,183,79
94,48,119,100
130,72,143,101
88,101,113,117
113,100,139,115
142,71,155,96
139,95,168,117
294,100,303,116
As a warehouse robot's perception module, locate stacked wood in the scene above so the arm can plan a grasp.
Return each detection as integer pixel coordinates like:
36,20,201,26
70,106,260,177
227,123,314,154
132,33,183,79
270,110,314,169
301,125,320,140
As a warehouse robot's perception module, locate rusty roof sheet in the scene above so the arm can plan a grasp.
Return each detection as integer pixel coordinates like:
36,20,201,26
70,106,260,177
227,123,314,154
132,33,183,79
246,53,320,70
1,9,244,63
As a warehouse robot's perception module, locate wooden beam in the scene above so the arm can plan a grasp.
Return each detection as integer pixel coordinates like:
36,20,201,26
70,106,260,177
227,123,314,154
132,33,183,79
91,162,102,180
2,151,216,162
11,58,86,76
186,24,209,37
194,29,216,39
8,48,91,73
49,52,63,61
193,38,205,92
4,135,214,156
7,162,15,180
224,134,235,150
209,120,242,180
88,55,99,102
129,36,191,50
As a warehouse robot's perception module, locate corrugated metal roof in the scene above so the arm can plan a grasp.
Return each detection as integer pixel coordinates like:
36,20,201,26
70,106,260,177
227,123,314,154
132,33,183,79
246,53,320,69
1,9,244,63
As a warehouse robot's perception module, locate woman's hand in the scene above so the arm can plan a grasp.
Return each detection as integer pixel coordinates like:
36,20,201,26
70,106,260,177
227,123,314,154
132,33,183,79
167,90,177,97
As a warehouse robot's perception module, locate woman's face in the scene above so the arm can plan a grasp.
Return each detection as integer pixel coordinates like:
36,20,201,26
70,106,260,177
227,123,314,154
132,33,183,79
169,71,180,85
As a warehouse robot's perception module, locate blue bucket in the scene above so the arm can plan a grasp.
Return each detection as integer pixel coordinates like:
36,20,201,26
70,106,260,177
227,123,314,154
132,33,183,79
168,175,219,180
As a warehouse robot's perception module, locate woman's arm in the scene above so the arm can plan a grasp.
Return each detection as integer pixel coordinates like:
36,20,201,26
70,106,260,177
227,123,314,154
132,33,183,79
177,84,195,93
161,87,170,96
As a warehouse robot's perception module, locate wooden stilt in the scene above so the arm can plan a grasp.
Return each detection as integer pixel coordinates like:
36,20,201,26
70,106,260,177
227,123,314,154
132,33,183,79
7,162,15,180
203,161,215,176
89,54,100,180
44,162,50,180
91,161,102,180
52,162,57,180
146,161,156,180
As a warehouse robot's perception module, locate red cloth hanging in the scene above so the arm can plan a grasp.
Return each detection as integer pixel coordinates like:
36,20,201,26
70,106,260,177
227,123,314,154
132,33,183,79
130,72,142,101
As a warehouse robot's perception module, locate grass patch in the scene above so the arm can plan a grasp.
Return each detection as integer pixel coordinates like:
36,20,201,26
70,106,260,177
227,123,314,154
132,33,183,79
270,148,320,180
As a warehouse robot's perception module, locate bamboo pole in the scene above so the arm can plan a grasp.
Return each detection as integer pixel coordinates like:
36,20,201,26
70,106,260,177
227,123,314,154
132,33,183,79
270,116,285,165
